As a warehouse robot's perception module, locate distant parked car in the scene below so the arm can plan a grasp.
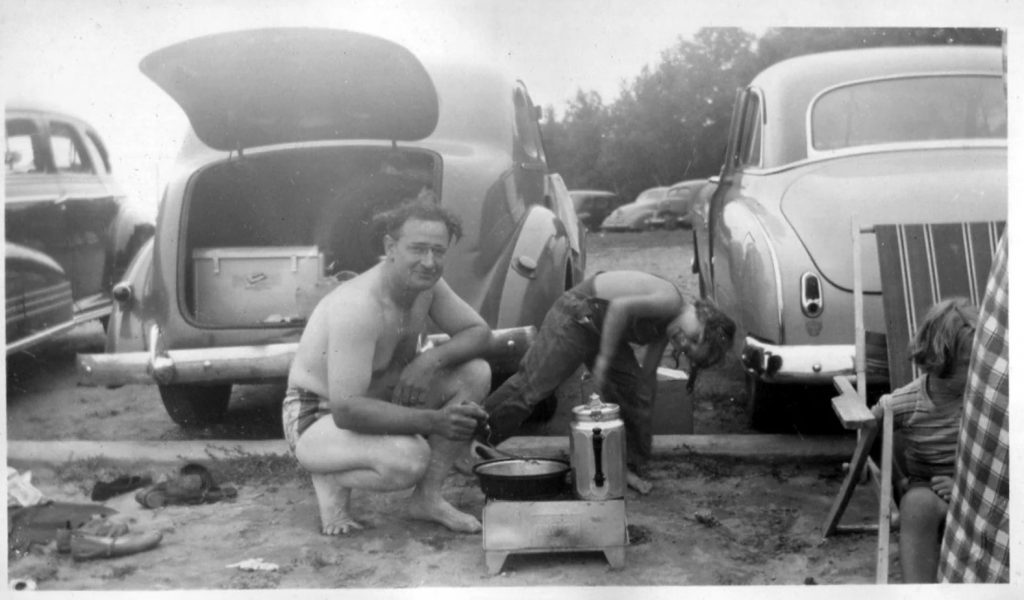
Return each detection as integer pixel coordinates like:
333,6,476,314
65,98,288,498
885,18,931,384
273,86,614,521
599,186,669,232
568,189,628,231
647,179,705,229
77,28,583,427
691,45,1006,429
5,104,153,355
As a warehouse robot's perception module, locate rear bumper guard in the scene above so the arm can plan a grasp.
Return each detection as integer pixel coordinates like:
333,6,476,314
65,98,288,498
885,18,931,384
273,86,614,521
741,336,888,385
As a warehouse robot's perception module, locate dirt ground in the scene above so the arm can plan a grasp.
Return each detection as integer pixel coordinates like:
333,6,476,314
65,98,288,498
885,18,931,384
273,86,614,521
5,230,885,589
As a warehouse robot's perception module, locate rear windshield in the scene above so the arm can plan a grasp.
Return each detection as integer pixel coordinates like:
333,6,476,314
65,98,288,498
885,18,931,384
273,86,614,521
811,75,1006,151
635,188,667,204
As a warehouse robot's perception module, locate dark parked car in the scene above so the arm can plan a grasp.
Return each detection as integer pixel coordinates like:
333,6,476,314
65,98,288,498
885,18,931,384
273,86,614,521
568,189,628,231
599,186,669,231
5,105,153,355
77,28,584,427
691,45,1006,428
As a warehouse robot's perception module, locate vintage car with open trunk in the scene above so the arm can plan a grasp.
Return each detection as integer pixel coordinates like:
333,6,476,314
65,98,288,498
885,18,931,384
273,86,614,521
77,28,583,427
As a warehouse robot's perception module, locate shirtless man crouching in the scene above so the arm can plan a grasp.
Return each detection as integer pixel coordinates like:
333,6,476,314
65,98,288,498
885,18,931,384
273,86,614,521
283,195,491,534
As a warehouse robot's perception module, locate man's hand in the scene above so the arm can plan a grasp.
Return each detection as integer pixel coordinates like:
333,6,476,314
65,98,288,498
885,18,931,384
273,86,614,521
930,476,954,502
393,352,442,407
431,403,488,441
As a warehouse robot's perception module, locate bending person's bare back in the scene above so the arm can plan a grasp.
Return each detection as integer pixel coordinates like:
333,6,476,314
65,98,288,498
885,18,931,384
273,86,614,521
283,198,491,535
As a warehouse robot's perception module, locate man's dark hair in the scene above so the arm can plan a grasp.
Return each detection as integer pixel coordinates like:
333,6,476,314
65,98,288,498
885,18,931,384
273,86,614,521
684,299,737,392
373,190,463,244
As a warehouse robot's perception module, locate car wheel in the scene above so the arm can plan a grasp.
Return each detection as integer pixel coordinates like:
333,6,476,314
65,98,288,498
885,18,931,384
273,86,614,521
744,373,787,432
159,383,232,428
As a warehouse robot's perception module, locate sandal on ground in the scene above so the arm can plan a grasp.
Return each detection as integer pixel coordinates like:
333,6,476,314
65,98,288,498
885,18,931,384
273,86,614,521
91,475,153,501
70,530,163,561
134,463,237,509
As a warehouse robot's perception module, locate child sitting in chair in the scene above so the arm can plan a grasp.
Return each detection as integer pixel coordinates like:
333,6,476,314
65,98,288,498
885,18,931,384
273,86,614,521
872,297,977,583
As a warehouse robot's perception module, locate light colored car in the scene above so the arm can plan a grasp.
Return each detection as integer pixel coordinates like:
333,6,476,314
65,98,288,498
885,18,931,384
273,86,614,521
599,186,669,232
5,105,153,354
77,28,583,427
568,189,627,232
690,45,1006,428
647,179,705,229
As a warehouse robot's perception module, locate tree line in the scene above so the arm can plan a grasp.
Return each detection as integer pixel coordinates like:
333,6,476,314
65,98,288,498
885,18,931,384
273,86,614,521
540,27,1002,202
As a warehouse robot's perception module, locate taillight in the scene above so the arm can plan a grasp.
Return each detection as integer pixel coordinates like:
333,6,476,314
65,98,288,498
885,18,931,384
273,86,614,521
800,272,823,317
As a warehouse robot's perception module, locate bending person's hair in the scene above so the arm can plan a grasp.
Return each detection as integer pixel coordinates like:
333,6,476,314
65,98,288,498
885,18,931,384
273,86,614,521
680,298,737,392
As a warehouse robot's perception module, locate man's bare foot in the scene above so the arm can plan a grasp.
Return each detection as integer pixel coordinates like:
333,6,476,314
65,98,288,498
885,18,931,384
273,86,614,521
626,470,653,495
408,496,482,533
311,473,364,536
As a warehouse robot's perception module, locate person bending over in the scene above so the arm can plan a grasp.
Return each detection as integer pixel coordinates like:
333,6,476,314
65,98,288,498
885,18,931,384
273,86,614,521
872,298,976,582
283,195,491,535
478,270,736,494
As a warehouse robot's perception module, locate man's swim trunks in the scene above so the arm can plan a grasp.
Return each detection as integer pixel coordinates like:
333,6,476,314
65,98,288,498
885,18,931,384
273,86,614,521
281,386,330,453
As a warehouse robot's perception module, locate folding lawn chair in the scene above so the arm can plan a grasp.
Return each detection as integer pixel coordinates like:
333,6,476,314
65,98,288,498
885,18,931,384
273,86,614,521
821,220,1005,583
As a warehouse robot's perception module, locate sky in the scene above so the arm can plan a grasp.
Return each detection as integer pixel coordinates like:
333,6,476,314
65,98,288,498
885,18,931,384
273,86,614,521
1,0,1020,214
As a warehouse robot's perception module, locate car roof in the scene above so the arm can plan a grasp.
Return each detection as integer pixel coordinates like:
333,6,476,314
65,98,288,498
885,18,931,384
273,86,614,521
569,189,617,197
752,45,1002,167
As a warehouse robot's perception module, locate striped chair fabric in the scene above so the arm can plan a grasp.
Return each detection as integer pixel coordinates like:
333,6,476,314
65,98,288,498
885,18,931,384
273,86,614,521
874,221,1005,389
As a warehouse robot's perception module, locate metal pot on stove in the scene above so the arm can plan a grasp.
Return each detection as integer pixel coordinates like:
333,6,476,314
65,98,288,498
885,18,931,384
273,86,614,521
570,394,626,500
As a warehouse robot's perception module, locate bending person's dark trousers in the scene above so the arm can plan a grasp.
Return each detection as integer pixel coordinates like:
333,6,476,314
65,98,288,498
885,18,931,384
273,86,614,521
482,289,656,473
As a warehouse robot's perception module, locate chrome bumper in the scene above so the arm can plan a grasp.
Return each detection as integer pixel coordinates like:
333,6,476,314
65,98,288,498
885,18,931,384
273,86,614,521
741,336,887,385
77,326,535,387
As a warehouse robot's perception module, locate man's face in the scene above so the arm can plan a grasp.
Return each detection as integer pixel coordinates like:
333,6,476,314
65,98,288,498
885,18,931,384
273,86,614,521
384,218,451,289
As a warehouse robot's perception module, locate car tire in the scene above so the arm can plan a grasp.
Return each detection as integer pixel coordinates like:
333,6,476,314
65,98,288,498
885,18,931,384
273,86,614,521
744,373,787,432
159,384,232,428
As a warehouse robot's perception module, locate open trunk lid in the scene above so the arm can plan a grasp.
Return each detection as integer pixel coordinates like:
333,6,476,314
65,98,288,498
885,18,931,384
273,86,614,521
140,28,439,151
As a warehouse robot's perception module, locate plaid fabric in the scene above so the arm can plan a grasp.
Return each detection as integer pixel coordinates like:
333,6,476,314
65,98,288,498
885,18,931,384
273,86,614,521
938,233,1009,582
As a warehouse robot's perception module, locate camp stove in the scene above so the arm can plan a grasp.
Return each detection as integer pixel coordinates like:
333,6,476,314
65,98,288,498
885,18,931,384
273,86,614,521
480,395,628,574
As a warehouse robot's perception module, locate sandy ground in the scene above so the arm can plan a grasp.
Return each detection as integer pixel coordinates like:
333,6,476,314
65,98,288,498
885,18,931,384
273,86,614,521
6,231,885,589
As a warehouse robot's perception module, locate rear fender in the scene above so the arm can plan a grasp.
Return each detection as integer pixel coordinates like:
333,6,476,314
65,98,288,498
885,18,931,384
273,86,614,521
494,205,569,330
105,238,155,353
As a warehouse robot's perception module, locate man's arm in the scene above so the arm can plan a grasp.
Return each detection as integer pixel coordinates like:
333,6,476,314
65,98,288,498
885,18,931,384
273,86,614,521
392,278,490,407
325,296,477,439
423,277,491,367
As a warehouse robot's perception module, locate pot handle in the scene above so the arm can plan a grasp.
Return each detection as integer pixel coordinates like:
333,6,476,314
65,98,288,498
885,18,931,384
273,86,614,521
592,427,605,487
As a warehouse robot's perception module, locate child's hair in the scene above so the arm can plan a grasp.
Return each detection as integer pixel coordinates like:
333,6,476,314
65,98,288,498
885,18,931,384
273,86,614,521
373,190,463,244
681,298,737,392
908,297,978,377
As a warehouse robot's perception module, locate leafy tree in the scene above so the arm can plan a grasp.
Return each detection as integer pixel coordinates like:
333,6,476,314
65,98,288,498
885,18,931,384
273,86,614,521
543,27,1002,203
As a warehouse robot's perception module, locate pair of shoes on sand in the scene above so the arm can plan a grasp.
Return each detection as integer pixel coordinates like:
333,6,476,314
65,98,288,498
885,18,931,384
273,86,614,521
135,463,237,509
56,515,162,561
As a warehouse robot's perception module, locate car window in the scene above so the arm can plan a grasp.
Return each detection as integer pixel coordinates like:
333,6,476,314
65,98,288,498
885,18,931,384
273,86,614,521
85,129,112,174
811,75,1006,151
666,186,693,201
49,120,95,174
513,86,545,163
5,118,40,174
736,91,762,167
636,188,667,204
